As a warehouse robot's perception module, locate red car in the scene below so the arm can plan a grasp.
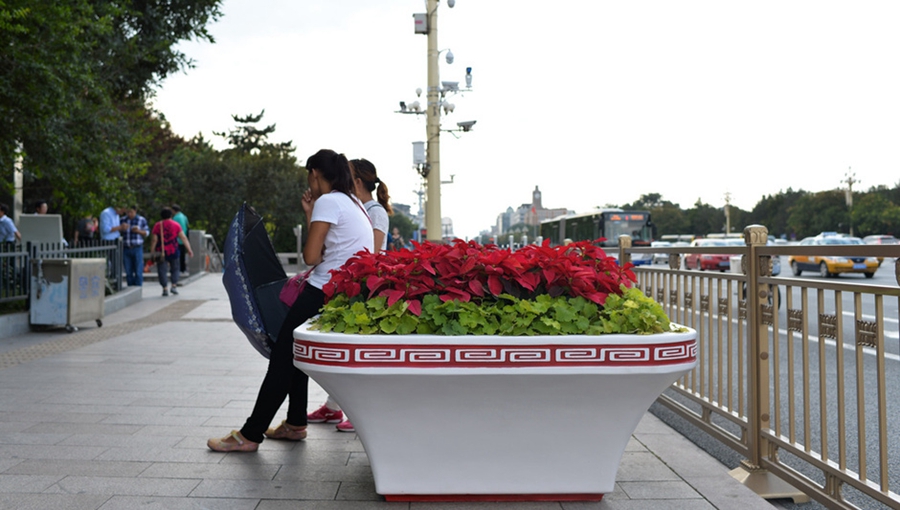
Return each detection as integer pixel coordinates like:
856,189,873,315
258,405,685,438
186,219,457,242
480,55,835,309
684,239,731,271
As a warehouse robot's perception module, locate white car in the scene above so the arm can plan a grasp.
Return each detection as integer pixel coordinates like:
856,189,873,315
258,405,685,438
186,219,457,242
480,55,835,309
651,241,672,264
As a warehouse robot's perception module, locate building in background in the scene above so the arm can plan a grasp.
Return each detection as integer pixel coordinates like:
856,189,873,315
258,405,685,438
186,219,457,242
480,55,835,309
494,186,567,236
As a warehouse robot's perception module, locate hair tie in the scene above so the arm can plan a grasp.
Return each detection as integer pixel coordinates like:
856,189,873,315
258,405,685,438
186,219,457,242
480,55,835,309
374,178,381,184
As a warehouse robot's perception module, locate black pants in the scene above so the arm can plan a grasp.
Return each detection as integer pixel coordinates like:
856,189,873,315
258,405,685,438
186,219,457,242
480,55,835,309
240,285,325,443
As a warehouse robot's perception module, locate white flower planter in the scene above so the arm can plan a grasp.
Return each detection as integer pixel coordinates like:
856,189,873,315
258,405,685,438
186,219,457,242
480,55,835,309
293,322,697,501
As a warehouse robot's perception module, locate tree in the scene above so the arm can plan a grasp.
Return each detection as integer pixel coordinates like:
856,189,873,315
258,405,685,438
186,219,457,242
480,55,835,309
1,0,222,219
165,112,304,252
852,194,900,236
685,199,724,236
786,190,849,238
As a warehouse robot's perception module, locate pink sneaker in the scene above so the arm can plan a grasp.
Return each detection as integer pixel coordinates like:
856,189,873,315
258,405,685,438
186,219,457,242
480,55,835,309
335,419,355,432
307,404,343,423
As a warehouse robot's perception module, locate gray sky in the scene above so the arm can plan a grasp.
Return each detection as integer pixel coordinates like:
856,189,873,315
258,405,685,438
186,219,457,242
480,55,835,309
153,1,900,239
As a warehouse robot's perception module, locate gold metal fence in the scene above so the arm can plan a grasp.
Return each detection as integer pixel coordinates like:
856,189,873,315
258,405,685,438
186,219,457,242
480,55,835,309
620,226,900,509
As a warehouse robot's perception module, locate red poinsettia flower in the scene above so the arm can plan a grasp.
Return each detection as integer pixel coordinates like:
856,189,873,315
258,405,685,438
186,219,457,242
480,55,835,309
322,238,636,315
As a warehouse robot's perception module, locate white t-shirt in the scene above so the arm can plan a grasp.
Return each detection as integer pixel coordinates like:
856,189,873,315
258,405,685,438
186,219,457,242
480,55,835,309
308,192,374,289
364,200,389,252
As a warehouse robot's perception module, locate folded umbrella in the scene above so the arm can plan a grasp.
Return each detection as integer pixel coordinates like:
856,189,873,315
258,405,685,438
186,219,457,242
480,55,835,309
222,202,289,358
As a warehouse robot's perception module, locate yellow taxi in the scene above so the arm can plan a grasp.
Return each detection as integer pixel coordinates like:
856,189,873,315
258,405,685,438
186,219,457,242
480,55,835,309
789,234,880,278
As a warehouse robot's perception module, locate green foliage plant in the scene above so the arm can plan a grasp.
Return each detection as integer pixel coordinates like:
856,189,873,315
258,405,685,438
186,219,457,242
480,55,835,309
311,239,682,336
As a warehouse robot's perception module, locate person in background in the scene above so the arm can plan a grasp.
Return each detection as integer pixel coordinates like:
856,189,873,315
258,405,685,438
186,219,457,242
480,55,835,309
207,149,373,452
34,200,48,215
73,214,97,246
149,207,193,297
0,203,21,245
306,158,392,434
390,227,405,251
99,206,127,242
120,205,149,287
171,204,189,276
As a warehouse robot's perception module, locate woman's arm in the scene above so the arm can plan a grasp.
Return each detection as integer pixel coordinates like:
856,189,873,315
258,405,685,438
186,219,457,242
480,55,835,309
302,221,330,266
149,232,158,253
373,229,386,253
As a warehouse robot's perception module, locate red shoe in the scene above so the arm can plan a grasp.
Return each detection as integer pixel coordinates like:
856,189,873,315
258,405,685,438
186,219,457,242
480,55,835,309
336,419,355,432
307,404,343,423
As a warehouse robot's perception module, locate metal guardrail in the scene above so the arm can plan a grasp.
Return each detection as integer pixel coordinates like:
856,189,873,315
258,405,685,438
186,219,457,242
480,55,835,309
620,226,900,509
203,234,224,273
0,239,123,304
0,243,30,303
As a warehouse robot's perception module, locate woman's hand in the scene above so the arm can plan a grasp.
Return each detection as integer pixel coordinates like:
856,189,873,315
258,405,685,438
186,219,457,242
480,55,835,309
301,188,314,218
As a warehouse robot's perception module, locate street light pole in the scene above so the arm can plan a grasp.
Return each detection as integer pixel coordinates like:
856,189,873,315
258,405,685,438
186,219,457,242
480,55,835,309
424,0,441,242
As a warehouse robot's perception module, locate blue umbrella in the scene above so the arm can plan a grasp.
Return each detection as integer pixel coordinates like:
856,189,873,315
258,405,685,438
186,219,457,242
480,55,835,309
222,203,289,358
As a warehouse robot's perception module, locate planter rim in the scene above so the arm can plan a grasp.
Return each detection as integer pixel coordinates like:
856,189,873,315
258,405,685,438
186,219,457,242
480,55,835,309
293,322,697,375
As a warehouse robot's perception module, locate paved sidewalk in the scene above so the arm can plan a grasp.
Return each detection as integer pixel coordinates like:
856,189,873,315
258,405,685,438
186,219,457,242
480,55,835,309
0,273,777,509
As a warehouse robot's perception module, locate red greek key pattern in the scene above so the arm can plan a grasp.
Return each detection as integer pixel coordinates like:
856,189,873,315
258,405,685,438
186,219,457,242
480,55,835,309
294,339,696,368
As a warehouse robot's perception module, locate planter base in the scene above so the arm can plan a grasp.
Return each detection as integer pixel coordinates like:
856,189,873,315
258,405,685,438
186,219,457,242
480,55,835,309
385,493,604,502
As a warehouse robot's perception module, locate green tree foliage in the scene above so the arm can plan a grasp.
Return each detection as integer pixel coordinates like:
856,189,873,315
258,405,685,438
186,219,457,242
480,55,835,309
686,199,725,236
749,188,806,238
852,193,900,236
0,0,222,218
786,190,848,237
166,112,305,252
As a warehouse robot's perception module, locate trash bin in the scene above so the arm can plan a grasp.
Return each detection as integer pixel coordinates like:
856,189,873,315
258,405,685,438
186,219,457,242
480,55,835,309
30,258,105,333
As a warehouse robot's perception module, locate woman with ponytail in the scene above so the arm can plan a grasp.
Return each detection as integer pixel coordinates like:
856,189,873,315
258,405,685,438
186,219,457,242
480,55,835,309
208,149,373,452
351,158,392,251
306,157,392,433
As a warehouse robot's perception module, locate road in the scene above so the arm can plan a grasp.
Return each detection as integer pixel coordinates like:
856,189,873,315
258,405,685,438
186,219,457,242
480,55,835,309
652,259,899,510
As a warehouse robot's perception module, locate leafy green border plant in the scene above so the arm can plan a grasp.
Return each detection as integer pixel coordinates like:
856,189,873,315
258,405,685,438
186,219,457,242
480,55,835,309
312,239,681,336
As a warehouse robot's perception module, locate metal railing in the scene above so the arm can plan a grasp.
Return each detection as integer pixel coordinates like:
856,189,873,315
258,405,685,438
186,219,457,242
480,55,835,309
0,239,124,304
620,226,900,509
203,234,224,273
0,243,30,303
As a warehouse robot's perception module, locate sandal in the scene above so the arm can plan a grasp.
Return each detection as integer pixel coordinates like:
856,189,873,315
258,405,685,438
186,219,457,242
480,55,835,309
207,430,259,452
264,420,308,441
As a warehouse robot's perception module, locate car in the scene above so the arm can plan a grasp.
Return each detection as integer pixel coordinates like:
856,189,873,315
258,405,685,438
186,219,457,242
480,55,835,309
862,235,899,245
788,236,880,278
862,235,898,264
630,249,654,266
651,241,672,264
684,239,731,271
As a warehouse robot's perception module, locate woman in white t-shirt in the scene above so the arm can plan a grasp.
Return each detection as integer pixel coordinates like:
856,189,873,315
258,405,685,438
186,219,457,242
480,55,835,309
307,158,393,433
208,149,373,452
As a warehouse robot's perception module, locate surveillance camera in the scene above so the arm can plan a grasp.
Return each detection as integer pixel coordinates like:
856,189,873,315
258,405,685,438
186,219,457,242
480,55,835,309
445,49,454,65
399,101,407,112
457,120,476,132
447,0,455,7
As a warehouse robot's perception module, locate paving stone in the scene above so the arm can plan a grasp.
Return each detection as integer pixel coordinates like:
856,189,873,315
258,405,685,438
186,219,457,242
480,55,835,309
139,461,281,480
0,493,110,510
0,473,65,492
618,480,704,500
0,444,108,460
4,459,151,477
44,475,201,496
189,478,339,499
615,452,682,482
336,481,382,501
97,496,259,509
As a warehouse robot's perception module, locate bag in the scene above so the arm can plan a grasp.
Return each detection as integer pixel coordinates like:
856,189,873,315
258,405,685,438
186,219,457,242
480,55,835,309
150,251,164,263
279,267,314,307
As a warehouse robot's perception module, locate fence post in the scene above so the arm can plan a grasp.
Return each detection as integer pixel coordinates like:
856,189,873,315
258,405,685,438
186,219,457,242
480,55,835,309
618,235,632,266
729,224,807,501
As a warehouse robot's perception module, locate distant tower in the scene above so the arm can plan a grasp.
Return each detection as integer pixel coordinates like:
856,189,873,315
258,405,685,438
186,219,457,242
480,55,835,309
532,186,542,210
